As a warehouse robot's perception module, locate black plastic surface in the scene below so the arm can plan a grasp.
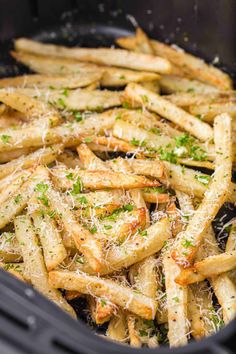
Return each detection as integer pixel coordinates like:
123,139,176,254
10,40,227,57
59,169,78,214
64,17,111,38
0,1,236,353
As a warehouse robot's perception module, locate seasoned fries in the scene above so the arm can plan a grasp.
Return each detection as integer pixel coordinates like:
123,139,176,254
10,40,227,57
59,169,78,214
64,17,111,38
0,27,235,349
172,114,232,266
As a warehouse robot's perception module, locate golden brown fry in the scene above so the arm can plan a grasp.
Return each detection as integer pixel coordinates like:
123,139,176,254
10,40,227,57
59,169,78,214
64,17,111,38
0,145,62,180
45,187,104,272
30,201,67,271
124,83,213,141
77,143,110,170
189,102,236,122
12,51,160,87
172,114,232,267
163,244,188,347
0,90,61,126
0,73,102,89
0,109,117,152
176,251,236,285
15,38,171,73
0,232,22,263
0,166,49,229
103,218,171,273
87,296,114,325
49,270,157,319
159,75,219,94
150,40,232,89
0,169,32,204
14,215,76,317
51,167,161,191
106,310,128,343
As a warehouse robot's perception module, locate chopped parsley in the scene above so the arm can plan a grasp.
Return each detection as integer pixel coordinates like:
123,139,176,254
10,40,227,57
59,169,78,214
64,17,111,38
57,97,66,109
77,196,88,205
104,224,112,230
149,127,161,135
89,226,97,234
100,299,107,307
123,204,133,211
35,183,49,193
1,134,11,144
130,138,146,147
66,173,74,180
71,177,83,195
194,174,211,185
14,194,22,204
139,230,148,237
73,111,83,122
122,101,131,109
84,137,93,143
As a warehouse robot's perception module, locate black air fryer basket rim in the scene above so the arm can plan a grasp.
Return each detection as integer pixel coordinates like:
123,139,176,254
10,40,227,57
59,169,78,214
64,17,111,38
0,1,236,354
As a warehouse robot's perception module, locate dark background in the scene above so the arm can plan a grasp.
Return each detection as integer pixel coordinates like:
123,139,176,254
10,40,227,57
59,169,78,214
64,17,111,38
0,0,236,82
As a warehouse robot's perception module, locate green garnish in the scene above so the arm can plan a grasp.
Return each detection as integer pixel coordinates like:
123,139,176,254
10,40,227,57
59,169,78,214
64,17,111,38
1,134,11,144
71,177,83,195
194,174,211,185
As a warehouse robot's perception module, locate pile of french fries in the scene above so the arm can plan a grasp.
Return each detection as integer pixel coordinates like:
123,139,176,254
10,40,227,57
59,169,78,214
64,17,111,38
0,27,235,348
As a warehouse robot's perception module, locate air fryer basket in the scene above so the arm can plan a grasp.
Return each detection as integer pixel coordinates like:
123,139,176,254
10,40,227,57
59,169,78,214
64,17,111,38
0,1,235,353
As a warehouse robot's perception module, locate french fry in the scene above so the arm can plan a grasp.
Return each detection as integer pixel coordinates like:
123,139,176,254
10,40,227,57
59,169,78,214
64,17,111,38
162,242,188,347
84,135,136,154
226,221,236,253
0,148,34,163
14,215,76,317
65,190,123,210
0,90,61,126
124,83,213,141
189,102,236,122
0,144,62,180
150,40,232,89
45,187,104,272
188,283,217,339
49,270,157,319
106,310,127,343
0,72,102,89
0,109,118,152
129,256,157,299
127,315,142,347
127,159,164,179
0,232,22,263
19,87,122,111
133,27,155,55
12,51,160,87
101,68,160,87
103,218,171,273
30,201,67,271
97,208,147,243
87,296,114,325
176,251,236,284
159,75,219,94
0,166,49,229
165,91,236,107
65,190,124,209
51,166,161,191
107,156,150,227
161,162,236,204
113,119,174,151
15,38,171,74
171,113,232,267
0,262,28,282
77,143,110,170
142,191,170,204
57,150,82,169
119,108,183,138
0,169,32,204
